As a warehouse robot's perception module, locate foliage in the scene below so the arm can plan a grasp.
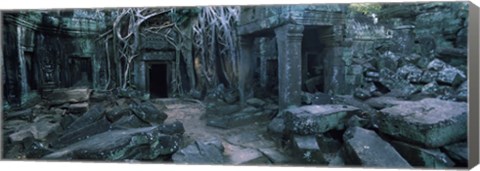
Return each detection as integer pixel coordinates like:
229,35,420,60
349,3,382,15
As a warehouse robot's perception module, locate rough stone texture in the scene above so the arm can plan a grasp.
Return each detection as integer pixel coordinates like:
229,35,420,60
285,105,360,135
364,96,408,110
44,88,92,106
391,141,454,168
43,126,181,160
111,115,150,129
65,103,89,115
342,127,411,168
53,116,112,148
442,142,468,166
292,135,323,163
63,105,105,133
275,24,304,109
455,81,467,101
378,98,467,147
258,148,291,164
131,101,168,124
379,68,419,97
246,98,266,107
224,143,269,165
172,141,225,164
436,66,466,86
207,110,271,129
9,115,62,142
4,109,33,121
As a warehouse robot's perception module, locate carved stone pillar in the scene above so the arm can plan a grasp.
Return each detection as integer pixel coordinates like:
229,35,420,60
238,36,254,107
275,24,304,109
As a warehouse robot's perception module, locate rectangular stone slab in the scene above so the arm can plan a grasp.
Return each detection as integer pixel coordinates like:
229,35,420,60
285,105,360,135
342,127,411,168
378,98,467,148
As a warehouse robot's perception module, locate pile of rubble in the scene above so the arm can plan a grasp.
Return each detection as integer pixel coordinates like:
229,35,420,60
3,88,185,161
352,51,467,102
268,97,467,168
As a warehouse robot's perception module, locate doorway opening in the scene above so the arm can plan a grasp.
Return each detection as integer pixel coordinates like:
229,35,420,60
24,52,37,91
302,26,329,93
149,63,169,98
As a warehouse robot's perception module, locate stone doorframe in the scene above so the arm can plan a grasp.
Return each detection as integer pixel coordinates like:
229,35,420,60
237,11,345,110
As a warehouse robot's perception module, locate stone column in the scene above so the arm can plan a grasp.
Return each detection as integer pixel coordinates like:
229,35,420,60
238,36,254,107
275,24,304,109
258,37,268,89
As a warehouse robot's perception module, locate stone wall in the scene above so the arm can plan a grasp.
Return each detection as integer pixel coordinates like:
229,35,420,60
2,10,108,107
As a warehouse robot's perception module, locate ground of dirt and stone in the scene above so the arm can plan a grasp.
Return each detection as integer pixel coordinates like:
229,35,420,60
2,87,468,169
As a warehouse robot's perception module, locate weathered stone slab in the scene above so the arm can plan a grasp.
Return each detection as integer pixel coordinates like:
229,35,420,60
436,66,466,86
4,109,33,121
364,96,409,110
246,98,266,107
172,140,225,164
106,107,132,123
284,105,360,135
442,142,468,166
207,111,271,129
131,101,167,125
391,141,454,168
342,127,411,168
63,105,105,133
9,115,61,142
378,98,467,147
66,103,89,115
43,126,181,160
224,143,269,165
379,68,419,97
45,88,92,106
258,148,291,164
292,135,323,163
53,117,112,148
110,115,150,129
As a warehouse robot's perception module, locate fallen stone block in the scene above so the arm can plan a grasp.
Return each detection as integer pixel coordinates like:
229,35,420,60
131,101,167,125
172,140,225,164
442,142,468,166
284,105,360,135
420,70,439,83
436,66,466,86
346,115,370,128
292,135,324,164
455,81,467,102
258,148,291,164
66,103,89,115
421,82,440,96
342,127,411,168
364,96,408,110
53,117,112,148
391,141,454,168
436,47,467,59
224,143,269,165
4,109,33,121
353,88,371,100
379,68,419,97
45,88,92,106
427,58,447,71
378,98,467,148
246,98,266,108
43,126,182,160
106,107,132,123
112,117,184,134
25,141,54,159
225,131,274,148
207,111,271,129
63,105,105,133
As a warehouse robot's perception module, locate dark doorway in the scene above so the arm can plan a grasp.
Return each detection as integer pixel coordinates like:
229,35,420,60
24,52,37,91
149,63,168,98
302,26,327,93
70,57,92,87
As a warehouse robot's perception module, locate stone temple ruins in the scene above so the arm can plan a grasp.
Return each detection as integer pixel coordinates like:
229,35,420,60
0,2,471,169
